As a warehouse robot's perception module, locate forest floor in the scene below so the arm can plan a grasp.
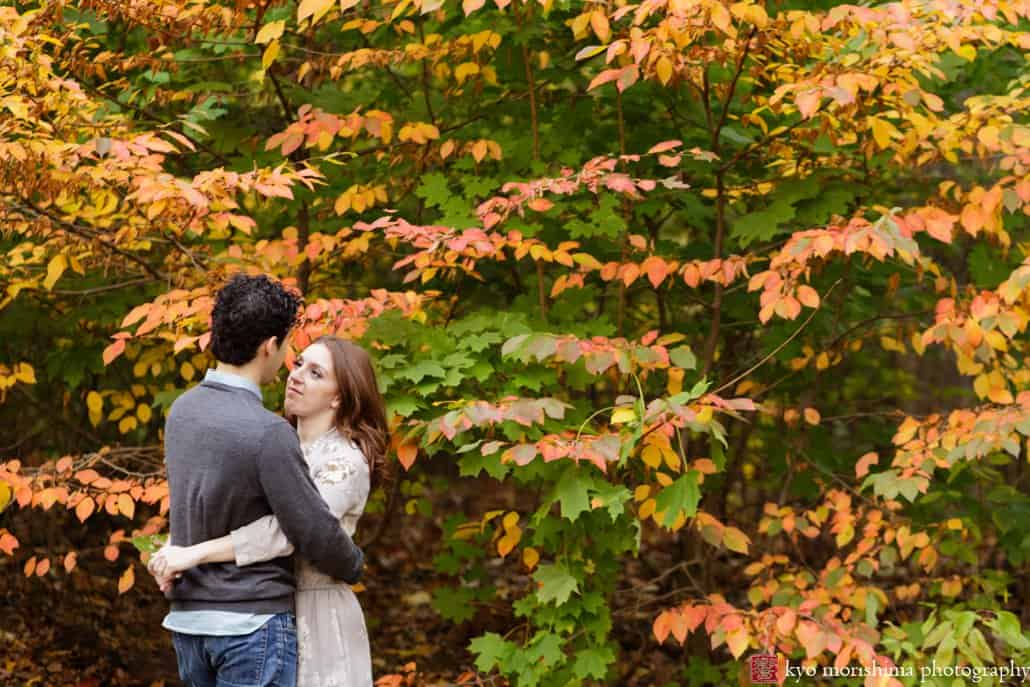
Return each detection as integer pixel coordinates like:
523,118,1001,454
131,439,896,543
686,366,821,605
2,470,717,687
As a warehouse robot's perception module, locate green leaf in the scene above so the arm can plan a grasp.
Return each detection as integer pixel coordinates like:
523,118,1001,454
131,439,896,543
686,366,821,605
130,533,167,554
469,632,512,672
432,586,478,623
527,631,564,668
572,646,615,679
551,467,593,522
669,345,696,370
534,563,580,606
732,198,796,247
414,172,451,208
992,611,1030,649
396,359,447,383
654,471,700,527
590,481,631,522
458,451,511,480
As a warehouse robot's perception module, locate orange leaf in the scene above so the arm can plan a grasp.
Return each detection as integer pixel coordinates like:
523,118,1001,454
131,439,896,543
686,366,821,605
641,256,670,288
103,339,126,366
64,551,77,573
0,531,19,556
796,285,820,308
104,545,120,562
776,608,797,636
35,557,50,576
803,407,820,425
855,452,878,478
397,443,418,471
669,609,689,644
75,496,95,523
118,565,135,594
24,556,36,577
796,620,827,659
75,469,100,484
653,609,674,643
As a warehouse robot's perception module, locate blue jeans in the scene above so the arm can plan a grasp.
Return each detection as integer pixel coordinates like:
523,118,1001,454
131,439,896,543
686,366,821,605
171,613,297,687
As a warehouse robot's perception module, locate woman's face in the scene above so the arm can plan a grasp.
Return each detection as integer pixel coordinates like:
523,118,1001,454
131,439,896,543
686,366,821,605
284,343,340,419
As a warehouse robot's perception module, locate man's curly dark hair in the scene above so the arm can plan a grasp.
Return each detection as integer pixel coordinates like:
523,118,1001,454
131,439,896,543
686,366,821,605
209,274,303,366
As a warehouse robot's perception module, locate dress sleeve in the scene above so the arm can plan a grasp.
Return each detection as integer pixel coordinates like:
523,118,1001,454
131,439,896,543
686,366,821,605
233,435,369,567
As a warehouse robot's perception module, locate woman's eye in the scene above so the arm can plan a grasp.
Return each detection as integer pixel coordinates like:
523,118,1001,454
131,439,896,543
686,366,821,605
313,370,321,378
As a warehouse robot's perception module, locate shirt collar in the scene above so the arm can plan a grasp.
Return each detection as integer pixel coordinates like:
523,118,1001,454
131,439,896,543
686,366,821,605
203,368,263,401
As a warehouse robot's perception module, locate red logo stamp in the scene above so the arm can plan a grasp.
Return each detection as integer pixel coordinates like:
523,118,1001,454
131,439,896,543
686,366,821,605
749,653,779,684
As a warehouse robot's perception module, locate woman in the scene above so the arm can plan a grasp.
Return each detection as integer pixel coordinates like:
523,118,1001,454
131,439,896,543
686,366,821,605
149,336,389,687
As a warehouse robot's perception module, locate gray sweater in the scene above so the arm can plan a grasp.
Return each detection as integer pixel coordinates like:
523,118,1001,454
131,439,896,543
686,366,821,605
164,379,364,613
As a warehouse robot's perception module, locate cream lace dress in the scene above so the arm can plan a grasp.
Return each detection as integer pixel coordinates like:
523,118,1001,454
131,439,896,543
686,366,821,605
230,427,373,687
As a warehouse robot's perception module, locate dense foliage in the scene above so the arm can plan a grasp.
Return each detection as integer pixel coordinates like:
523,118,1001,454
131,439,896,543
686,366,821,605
1,0,1029,684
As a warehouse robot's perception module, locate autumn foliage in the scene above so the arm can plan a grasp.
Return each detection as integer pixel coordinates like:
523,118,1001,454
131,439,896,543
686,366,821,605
2,0,1030,685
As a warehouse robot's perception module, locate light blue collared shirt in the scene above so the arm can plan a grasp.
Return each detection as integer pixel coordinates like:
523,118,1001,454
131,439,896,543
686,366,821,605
162,368,276,636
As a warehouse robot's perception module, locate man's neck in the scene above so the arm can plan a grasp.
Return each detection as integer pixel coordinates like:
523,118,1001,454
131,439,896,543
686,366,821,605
214,362,264,389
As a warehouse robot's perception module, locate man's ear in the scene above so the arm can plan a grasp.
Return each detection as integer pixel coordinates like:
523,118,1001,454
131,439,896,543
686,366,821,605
260,336,278,358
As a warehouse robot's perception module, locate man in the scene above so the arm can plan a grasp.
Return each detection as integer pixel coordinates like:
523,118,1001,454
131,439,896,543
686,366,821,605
159,273,364,687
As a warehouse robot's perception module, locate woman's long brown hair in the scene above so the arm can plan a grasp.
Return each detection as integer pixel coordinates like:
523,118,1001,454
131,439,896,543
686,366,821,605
313,336,391,489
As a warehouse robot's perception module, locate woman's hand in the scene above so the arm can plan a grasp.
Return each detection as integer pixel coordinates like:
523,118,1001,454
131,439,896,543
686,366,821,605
147,544,199,589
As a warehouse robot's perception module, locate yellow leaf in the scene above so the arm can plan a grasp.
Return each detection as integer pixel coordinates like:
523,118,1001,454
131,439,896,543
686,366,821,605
119,416,138,434
44,254,68,291
117,494,135,519
869,117,898,150
633,485,650,502
641,444,662,468
661,445,681,471
946,518,963,530
955,44,977,61
803,408,820,425
454,62,480,84
655,56,673,86
638,498,656,520
590,10,610,42
262,40,281,70
502,511,519,531
118,565,135,594
255,20,286,44
181,361,195,381
497,527,521,557
0,481,11,512
298,0,334,22
522,547,539,570
709,3,734,35
136,404,152,423
611,407,636,424
14,363,35,384
726,627,750,659
723,527,750,554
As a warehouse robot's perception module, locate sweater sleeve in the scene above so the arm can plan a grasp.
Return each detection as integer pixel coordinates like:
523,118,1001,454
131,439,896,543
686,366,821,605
232,442,369,566
253,421,364,584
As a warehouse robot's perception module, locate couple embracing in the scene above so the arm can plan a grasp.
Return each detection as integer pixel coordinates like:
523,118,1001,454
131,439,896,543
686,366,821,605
147,274,387,687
